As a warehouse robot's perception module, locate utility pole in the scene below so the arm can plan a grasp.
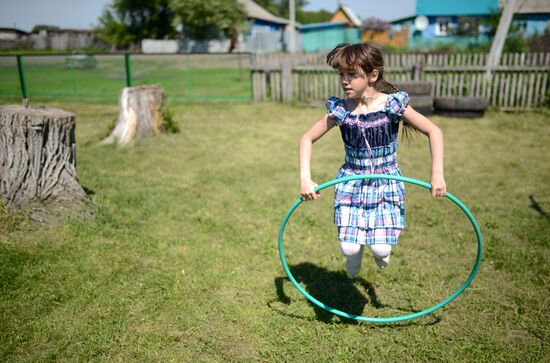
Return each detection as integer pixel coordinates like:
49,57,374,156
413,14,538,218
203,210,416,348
486,0,518,80
289,0,296,53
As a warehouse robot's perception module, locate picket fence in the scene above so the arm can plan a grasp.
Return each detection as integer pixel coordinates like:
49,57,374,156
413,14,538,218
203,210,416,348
250,52,550,111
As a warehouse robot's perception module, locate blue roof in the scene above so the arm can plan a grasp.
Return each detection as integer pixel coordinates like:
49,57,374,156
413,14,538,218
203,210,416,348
391,0,499,22
416,0,499,16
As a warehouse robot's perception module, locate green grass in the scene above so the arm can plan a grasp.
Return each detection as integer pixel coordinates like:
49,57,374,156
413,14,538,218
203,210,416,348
0,55,252,101
0,97,549,361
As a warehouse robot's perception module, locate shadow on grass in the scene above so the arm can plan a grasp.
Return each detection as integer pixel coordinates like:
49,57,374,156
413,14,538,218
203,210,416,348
82,186,95,196
270,262,441,326
529,194,550,220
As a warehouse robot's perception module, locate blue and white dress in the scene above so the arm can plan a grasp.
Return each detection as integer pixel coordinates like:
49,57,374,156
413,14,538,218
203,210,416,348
326,91,410,245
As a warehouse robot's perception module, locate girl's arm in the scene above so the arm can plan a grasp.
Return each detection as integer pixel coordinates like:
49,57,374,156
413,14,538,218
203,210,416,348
299,114,337,200
402,106,446,197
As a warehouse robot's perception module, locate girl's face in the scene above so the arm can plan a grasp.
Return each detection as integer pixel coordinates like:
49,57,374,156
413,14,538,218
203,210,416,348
339,68,378,99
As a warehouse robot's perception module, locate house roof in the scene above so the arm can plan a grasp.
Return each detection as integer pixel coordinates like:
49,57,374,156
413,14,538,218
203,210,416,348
236,0,290,25
298,21,347,31
0,27,30,35
515,0,550,14
391,0,550,23
341,5,362,27
389,0,499,22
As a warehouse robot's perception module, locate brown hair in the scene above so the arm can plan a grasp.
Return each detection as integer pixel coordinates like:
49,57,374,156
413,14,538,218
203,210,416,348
326,43,416,138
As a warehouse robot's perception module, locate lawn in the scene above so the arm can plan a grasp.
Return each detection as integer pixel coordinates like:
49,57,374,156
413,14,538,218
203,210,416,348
0,97,548,362
0,54,252,101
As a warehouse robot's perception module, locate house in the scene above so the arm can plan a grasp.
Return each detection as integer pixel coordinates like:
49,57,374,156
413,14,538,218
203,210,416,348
512,0,550,36
299,22,360,52
179,0,296,53
31,28,97,50
390,0,550,49
0,27,32,50
361,18,409,48
329,4,362,28
237,0,297,52
390,0,498,49
0,27,30,40
237,0,290,34
327,4,408,49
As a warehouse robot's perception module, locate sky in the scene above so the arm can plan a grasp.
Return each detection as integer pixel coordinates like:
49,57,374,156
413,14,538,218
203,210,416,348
0,0,414,32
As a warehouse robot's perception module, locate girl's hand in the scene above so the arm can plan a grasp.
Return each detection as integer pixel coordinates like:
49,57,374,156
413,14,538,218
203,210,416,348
430,173,446,198
301,178,320,201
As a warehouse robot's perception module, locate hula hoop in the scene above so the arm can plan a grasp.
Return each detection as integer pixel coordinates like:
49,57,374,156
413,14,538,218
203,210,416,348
278,175,482,323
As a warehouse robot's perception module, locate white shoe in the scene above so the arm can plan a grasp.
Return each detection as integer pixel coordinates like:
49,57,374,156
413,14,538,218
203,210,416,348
374,255,390,269
346,254,362,277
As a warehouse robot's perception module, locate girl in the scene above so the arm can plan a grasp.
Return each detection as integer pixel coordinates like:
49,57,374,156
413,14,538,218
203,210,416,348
299,43,446,277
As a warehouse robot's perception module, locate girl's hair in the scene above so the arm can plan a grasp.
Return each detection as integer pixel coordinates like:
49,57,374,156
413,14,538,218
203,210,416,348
326,42,416,138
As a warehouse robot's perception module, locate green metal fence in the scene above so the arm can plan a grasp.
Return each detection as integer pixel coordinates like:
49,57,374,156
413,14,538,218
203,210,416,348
1,53,253,102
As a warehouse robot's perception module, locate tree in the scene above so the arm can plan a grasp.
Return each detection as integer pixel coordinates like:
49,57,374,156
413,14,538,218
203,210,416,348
253,0,308,19
296,9,332,24
31,25,60,33
362,17,391,31
97,0,176,49
171,0,246,41
253,1,331,24
483,7,529,53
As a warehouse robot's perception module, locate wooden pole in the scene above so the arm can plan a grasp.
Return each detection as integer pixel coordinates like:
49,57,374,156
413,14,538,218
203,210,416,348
288,0,296,53
281,63,293,103
486,0,518,80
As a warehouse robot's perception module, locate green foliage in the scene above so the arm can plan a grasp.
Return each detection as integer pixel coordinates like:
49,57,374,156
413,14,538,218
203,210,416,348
527,28,550,52
453,16,482,36
171,0,246,40
253,0,331,24
253,0,308,19
0,55,251,100
482,8,529,53
161,107,179,133
97,0,177,50
30,24,60,33
297,9,332,24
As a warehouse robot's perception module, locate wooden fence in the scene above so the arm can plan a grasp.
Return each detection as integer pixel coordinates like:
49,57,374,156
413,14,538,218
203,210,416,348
251,52,550,111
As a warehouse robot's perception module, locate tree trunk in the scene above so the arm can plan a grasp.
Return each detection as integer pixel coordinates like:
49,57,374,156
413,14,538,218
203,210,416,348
0,105,89,214
101,84,165,147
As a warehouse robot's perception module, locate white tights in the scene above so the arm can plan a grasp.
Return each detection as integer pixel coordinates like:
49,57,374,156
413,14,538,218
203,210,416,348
340,242,392,259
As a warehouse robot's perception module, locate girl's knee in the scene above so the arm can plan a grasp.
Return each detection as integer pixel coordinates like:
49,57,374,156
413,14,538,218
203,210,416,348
369,244,392,258
340,242,363,257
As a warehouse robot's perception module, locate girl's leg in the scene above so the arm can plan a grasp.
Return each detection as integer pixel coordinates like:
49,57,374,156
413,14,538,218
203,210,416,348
340,242,364,277
369,244,392,269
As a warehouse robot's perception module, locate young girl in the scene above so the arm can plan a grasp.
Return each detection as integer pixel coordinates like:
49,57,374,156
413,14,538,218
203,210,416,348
299,43,446,277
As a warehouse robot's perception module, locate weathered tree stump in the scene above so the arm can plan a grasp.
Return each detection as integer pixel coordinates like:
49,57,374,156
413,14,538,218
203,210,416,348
0,105,90,221
101,84,165,147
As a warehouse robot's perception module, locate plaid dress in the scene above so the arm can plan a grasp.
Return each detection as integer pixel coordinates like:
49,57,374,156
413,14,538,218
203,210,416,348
327,91,410,245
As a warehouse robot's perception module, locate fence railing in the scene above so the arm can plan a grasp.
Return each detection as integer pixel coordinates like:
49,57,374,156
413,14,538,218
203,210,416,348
1,52,253,102
251,52,550,111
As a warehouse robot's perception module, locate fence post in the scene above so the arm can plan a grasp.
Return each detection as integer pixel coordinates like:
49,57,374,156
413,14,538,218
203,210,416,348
185,53,192,98
16,55,28,105
281,63,293,103
412,60,423,81
124,53,133,87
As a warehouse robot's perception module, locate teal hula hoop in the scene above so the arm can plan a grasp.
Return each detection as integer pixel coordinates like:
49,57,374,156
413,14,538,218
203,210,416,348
278,175,483,323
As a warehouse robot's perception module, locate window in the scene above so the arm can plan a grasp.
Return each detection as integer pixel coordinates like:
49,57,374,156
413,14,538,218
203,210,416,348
435,17,451,36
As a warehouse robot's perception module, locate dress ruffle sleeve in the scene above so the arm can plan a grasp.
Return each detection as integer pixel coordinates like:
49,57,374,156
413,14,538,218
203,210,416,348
386,91,410,122
326,96,349,126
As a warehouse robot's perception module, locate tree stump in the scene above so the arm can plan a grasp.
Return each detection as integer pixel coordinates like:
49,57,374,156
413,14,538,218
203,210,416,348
101,84,165,147
0,105,90,221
